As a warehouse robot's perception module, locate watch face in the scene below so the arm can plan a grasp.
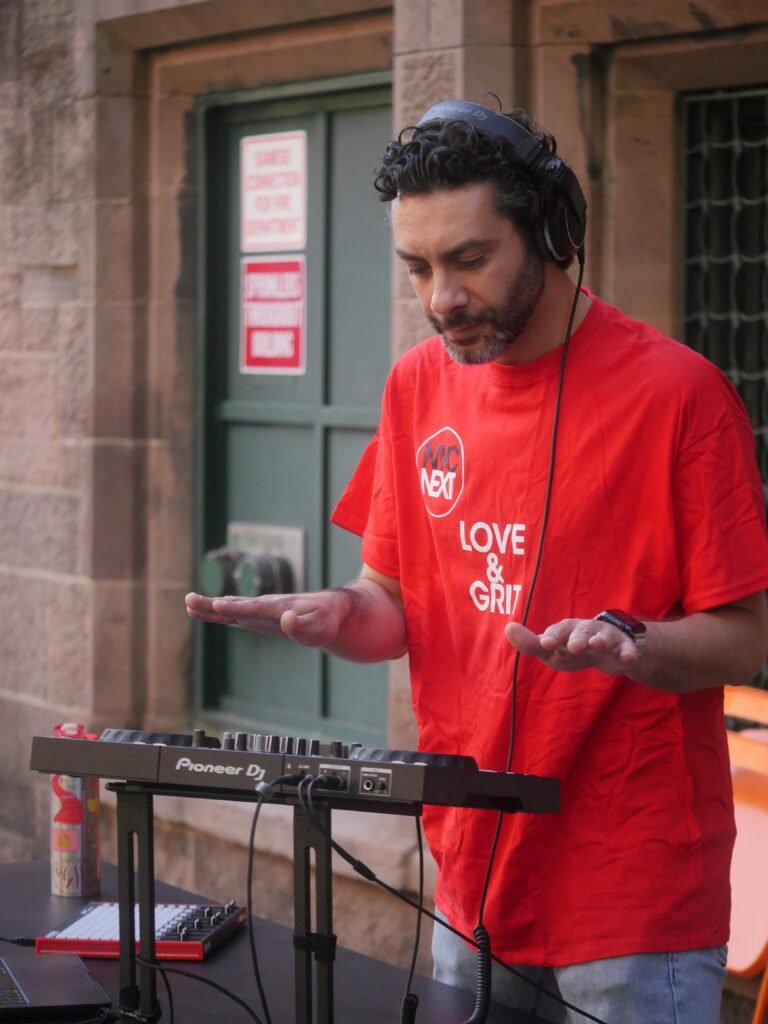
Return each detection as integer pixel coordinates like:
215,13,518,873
603,609,646,633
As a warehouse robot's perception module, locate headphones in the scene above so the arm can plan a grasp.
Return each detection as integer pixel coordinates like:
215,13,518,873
416,100,587,264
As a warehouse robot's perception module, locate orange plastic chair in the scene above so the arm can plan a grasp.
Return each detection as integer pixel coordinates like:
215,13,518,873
724,683,768,1024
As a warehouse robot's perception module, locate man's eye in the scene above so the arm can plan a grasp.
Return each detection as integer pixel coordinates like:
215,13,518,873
407,265,430,277
458,255,485,268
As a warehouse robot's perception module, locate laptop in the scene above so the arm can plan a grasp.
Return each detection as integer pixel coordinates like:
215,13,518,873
0,946,111,1021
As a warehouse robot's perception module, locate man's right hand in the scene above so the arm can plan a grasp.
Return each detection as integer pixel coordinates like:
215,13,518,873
185,568,407,663
185,590,351,648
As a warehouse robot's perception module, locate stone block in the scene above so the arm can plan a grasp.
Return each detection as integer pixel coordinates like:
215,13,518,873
0,3,20,84
146,441,194,584
20,307,59,353
52,99,96,203
90,580,138,725
0,575,91,708
394,50,459,130
44,578,94,707
21,266,78,305
95,200,136,302
151,94,195,197
144,584,194,728
426,0,463,49
56,302,94,438
11,201,80,266
85,439,144,579
0,438,87,490
462,0,515,46
92,300,139,439
0,486,81,575
0,353,60,436
146,300,194,440
95,96,135,199
20,9,75,108
460,44,516,108
0,269,21,350
0,105,53,205
394,0,430,55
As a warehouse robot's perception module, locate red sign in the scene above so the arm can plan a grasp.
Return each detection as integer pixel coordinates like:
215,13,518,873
240,256,306,375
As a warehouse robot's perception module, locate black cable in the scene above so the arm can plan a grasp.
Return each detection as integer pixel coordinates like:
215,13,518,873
463,258,587,1024
153,961,175,1024
247,791,272,1024
399,815,424,1024
298,764,607,1024
0,935,34,947
136,955,264,1023
245,771,303,1024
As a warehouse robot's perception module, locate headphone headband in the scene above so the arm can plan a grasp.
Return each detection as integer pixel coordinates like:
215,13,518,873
415,99,587,262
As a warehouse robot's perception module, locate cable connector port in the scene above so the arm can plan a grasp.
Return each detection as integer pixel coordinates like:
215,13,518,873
317,765,351,793
359,768,391,797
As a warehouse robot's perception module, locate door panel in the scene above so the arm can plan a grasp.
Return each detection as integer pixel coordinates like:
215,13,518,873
199,82,392,744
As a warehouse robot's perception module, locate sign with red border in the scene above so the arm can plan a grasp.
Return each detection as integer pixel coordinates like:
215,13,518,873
240,256,306,375
240,131,307,252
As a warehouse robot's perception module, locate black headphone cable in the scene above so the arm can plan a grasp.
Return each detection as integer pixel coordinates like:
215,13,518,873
465,250,587,1024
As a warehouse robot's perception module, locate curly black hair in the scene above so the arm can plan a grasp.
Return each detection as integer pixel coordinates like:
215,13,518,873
374,112,569,265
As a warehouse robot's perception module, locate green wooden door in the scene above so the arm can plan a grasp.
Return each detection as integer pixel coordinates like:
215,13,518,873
197,80,392,744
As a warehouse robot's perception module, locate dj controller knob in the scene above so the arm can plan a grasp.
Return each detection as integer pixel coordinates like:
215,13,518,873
253,734,267,752
296,738,308,755
222,732,235,750
308,739,320,756
281,736,295,754
192,729,206,747
329,740,344,758
266,735,281,754
234,732,248,751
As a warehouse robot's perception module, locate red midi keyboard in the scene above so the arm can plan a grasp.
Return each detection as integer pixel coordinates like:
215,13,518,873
36,900,247,961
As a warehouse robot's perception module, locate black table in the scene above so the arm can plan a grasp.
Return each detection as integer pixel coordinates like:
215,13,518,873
0,860,544,1023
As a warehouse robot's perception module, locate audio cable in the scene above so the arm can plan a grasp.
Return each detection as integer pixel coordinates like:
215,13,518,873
135,955,263,1022
466,251,587,1024
297,772,607,1024
246,772,304,1024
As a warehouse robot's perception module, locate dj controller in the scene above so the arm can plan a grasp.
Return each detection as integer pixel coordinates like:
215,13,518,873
30,728,559,814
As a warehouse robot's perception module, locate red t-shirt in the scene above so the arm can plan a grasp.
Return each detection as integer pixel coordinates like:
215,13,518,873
331,294,768,965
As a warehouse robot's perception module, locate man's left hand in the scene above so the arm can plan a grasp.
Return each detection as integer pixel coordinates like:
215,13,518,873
505,618,640,674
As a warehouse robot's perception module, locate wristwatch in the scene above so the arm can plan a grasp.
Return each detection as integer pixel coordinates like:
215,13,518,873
594,609,647,648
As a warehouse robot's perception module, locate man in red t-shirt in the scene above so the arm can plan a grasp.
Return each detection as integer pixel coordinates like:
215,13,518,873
187,102,768,1023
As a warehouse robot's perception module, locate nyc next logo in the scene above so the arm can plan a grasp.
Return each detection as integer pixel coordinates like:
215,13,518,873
416,426,464,517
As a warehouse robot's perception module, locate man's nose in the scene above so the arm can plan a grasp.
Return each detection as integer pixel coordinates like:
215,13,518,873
430,273,469,319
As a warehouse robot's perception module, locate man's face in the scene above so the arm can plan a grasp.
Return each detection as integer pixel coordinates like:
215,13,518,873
391,182,544,365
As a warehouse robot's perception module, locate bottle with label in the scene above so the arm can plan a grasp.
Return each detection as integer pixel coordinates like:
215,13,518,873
50,723,100,897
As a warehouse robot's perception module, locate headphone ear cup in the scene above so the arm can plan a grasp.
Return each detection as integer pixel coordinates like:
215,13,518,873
539,191,586,264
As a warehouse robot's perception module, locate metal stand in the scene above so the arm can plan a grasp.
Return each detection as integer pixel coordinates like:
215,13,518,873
293,802,335,1024
110,783,161,1023
105,784,416,1024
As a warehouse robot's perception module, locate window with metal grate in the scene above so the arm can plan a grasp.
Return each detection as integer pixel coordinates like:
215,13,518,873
682,88,768,686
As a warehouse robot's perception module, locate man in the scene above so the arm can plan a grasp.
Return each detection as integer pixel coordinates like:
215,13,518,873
187,102,768,1023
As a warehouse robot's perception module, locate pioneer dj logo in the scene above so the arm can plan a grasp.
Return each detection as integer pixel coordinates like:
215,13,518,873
416,427,464,518
174,756,266,783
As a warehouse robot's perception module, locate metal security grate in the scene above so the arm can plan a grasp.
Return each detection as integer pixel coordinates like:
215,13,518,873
682,89,768,687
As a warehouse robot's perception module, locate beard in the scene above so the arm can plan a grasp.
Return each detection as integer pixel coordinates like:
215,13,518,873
429,246,545,365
